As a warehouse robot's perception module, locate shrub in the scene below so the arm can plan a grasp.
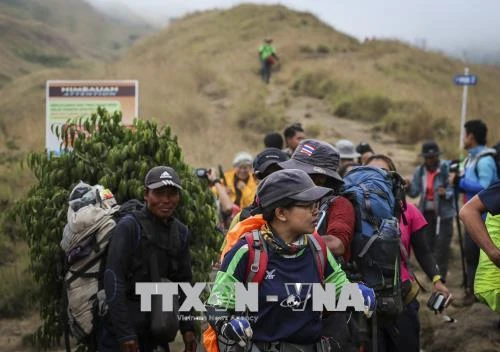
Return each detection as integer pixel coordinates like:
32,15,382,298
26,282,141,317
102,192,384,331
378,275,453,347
334,95,392,122
316,44,330,54
298,45,314,54
15,108,221,349
236,94,286,133
292,72,339,99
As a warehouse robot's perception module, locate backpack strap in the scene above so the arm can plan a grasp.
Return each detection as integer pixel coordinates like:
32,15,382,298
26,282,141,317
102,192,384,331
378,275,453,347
474,153,496,179
308,232,327,284
244,230,268,283
399,242,427,293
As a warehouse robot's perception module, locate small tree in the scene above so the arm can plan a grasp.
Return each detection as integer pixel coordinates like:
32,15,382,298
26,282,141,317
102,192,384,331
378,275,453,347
17,108,221,349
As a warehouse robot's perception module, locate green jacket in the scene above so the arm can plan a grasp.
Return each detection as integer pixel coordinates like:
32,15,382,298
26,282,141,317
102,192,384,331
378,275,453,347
259,44,276,61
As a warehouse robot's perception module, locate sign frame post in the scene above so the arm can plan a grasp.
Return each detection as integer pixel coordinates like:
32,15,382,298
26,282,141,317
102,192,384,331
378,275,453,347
458,67,469,151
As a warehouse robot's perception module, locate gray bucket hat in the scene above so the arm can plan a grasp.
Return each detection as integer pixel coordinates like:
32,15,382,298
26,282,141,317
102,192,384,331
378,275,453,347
336,139,361,159
278,139,343,183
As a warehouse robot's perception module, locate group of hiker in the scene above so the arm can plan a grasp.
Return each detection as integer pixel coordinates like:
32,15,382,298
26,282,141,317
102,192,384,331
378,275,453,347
60,118,499,352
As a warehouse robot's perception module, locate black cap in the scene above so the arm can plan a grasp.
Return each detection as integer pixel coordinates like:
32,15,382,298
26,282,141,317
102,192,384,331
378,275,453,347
279,139,343,183
420,141,441,157
256,169,332,209
144,166,182,190
356,142,374,155
253,148,289,175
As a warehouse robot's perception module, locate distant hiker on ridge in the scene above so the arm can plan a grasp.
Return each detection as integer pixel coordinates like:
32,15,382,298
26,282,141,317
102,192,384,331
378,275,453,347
258,38,280,84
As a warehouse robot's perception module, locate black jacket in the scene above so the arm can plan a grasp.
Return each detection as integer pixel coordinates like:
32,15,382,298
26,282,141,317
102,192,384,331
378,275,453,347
103,206,195,343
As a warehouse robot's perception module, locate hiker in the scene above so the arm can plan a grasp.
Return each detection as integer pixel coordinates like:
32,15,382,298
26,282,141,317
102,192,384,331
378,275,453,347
222,152,257,209
452,119,498,306
366,154,451,352
229,147,289,226
459,180,500,312
205,169,376,352
258,38,279,84
205,167,240,231
406,141,456,280
283,122,305,157
263,132,284,149
355,142,374,165
100,166,197,352
338,162,361,178
279,139,359,351
336,139,361,167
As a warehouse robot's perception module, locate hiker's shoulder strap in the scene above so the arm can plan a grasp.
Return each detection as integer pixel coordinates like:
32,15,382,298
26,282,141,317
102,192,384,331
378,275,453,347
307,232,327,283
243,230,268,283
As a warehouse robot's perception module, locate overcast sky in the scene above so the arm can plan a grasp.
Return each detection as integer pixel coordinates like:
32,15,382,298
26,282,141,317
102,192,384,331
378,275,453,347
88,0,498,57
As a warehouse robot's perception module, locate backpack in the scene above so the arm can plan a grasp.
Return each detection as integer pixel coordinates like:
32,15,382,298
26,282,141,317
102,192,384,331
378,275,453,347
60,182,144,350
203,215,328,352
341,166,407,319
472,144,500,180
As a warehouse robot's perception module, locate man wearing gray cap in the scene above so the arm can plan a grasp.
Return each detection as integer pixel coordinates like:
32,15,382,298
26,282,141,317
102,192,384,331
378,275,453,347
101,166,197,352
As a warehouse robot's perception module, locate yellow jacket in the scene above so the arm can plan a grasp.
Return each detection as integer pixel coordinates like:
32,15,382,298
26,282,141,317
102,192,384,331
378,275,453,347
223,168,257,209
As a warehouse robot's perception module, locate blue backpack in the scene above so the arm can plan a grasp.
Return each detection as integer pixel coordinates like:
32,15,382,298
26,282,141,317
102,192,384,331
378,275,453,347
342,166,407,318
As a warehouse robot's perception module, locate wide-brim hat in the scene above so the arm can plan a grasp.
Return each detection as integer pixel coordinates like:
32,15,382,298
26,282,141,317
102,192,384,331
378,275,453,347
278,139,343,183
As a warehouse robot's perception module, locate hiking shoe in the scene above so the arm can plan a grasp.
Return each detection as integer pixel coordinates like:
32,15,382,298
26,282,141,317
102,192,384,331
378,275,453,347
451,292,477,307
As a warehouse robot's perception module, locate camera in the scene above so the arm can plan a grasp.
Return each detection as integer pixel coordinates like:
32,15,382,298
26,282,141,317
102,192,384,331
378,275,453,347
195,168,208,179
427,292,451,313
449,160,460,174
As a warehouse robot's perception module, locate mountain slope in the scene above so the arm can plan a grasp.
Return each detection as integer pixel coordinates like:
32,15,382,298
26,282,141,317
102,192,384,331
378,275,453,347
1,4,500,165
0,0,153,89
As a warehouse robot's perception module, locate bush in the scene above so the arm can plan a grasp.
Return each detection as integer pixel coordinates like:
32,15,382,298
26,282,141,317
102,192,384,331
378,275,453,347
334,95,392,122
292,72,339,99
0,247,37,318
15,108,221,349
299,45,314,54
316,44,330,54
379,101,454,144
236,94,286,133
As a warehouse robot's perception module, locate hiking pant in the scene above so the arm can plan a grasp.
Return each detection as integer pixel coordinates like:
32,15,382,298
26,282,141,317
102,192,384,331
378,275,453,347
98,319,170,352
376,299,420,352
464,230,480,292
260,60,272,84
423,212,453,280
321,312,357,352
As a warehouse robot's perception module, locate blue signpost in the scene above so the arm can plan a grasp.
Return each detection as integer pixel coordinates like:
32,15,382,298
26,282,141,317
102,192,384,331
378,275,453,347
455,68,478,150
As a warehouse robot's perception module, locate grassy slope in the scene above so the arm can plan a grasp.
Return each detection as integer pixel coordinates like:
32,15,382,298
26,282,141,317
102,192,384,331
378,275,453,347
1,4,500,168
0,0,152,89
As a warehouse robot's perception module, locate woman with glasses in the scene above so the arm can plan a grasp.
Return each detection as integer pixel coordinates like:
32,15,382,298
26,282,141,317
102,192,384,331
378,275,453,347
204,169,375,352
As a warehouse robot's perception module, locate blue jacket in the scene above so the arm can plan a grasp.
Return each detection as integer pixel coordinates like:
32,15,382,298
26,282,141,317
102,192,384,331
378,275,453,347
459,145,498,201
408,160,456,219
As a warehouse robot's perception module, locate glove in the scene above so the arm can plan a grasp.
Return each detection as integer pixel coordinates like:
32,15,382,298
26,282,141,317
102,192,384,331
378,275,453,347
358,283,376,318
220,317,253,347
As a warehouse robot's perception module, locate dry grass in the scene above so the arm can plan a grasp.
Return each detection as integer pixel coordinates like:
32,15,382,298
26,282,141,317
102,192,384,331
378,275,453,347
1,3,500,169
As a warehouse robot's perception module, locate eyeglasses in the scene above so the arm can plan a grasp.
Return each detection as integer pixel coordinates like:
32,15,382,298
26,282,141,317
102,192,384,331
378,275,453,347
293,201,319,211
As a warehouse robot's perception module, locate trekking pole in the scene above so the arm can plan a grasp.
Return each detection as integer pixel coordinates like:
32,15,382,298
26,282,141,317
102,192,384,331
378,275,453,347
371,314,378,352
453,189,468,293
